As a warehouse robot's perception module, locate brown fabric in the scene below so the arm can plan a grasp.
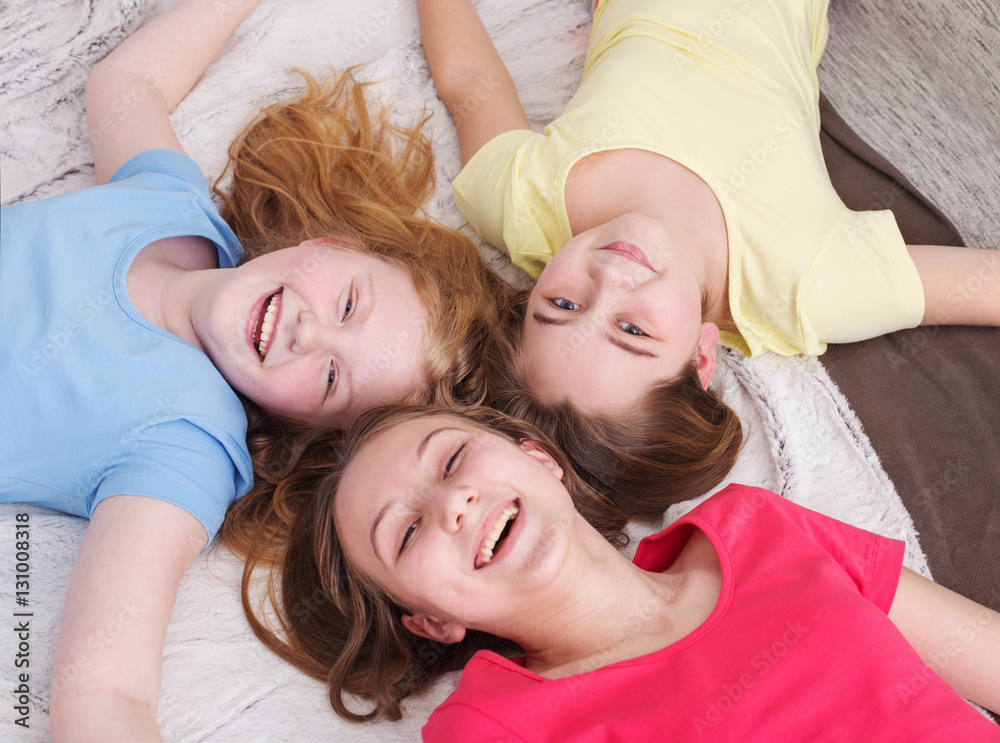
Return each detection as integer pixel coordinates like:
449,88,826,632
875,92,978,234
817,94,1000,615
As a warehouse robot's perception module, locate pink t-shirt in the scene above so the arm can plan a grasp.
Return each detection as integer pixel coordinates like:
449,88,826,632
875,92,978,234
423,484,999,742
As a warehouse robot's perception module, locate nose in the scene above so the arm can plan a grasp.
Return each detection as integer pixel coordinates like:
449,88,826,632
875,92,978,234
589,260,639,296
291,310,336,354
435,485,478,533
587,262,638,320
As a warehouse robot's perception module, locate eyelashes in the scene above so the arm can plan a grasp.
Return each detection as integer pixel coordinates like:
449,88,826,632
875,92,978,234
617,320,646,336
400,519,418,554
325,285,357,395
398,443,465,555
549,298,648,337
444,444,464,476
550,298,580,311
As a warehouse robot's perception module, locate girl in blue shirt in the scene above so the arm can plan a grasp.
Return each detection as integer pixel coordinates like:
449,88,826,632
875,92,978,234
0,1,509,738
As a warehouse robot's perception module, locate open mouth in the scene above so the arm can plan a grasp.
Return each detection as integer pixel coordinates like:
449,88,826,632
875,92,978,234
475,501,520,568
252,290,282,360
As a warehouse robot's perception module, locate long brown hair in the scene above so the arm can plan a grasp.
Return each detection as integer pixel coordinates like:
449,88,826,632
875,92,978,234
216,69,515,544
226,404,629,723
484,292,744,519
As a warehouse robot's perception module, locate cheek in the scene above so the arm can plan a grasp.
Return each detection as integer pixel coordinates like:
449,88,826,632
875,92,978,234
535,258,579,293
257,365,316,411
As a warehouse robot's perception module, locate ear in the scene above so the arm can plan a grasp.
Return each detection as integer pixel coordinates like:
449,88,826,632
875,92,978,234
694,322,720,389
518,439,564,480
400,612,468,644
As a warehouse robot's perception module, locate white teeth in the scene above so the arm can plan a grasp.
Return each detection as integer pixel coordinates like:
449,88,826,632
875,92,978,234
479,505,519,565
257,294,281,358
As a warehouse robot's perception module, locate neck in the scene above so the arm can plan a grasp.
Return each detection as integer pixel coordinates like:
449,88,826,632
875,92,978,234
126,236,220,352
154,267,219,351
634,198,731,328
510,522,709,679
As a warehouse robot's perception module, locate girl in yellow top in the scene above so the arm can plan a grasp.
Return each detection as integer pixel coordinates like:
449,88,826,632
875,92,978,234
418,0,1000,515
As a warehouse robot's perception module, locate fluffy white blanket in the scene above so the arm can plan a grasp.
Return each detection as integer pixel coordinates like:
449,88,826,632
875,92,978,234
1,0,997,740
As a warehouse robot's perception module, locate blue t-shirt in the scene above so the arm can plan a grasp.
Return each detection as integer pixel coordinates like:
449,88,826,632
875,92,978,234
0,149,253,541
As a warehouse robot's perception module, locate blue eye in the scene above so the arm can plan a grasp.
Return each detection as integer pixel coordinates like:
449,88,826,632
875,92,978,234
618,321,646,336
400,519,419,554
551,298,581,311
327,362,337,390
343,293,353,320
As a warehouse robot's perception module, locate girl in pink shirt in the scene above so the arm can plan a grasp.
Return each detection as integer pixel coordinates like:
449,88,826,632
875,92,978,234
242,404,1000,741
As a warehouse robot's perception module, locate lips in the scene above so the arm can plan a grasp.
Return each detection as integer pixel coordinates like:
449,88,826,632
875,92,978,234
250,290,282,360
475,501,520,569
599,241,654,271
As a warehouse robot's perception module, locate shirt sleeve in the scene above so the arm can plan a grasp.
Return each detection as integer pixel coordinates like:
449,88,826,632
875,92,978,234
423,702,526,743
452,130,538,258
107,148,244,268
91,419,250,543
745,487,905,613
109,149,212,196
798,208,925,350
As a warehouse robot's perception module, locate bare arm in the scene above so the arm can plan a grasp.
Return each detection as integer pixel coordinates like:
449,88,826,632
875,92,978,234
48,496,206,742
907,244,1000,326
417,0,530,166
86,0,263,184
888,566,1000,713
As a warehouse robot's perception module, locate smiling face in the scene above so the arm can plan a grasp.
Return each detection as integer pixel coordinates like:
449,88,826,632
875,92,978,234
192,241,428,428
522,214,719,415
333,414,583,642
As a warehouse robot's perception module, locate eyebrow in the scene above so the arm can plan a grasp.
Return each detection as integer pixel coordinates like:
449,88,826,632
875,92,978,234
369,426,459,562
532,311,571,327
417,426,455,458
370,501,392,564
359,273,376,325
605,333,658,358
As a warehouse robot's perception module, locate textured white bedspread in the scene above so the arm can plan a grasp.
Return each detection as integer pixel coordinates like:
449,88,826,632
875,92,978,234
1,0,997,739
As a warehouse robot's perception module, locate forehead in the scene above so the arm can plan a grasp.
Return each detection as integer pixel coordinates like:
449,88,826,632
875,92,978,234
336,416,462,513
